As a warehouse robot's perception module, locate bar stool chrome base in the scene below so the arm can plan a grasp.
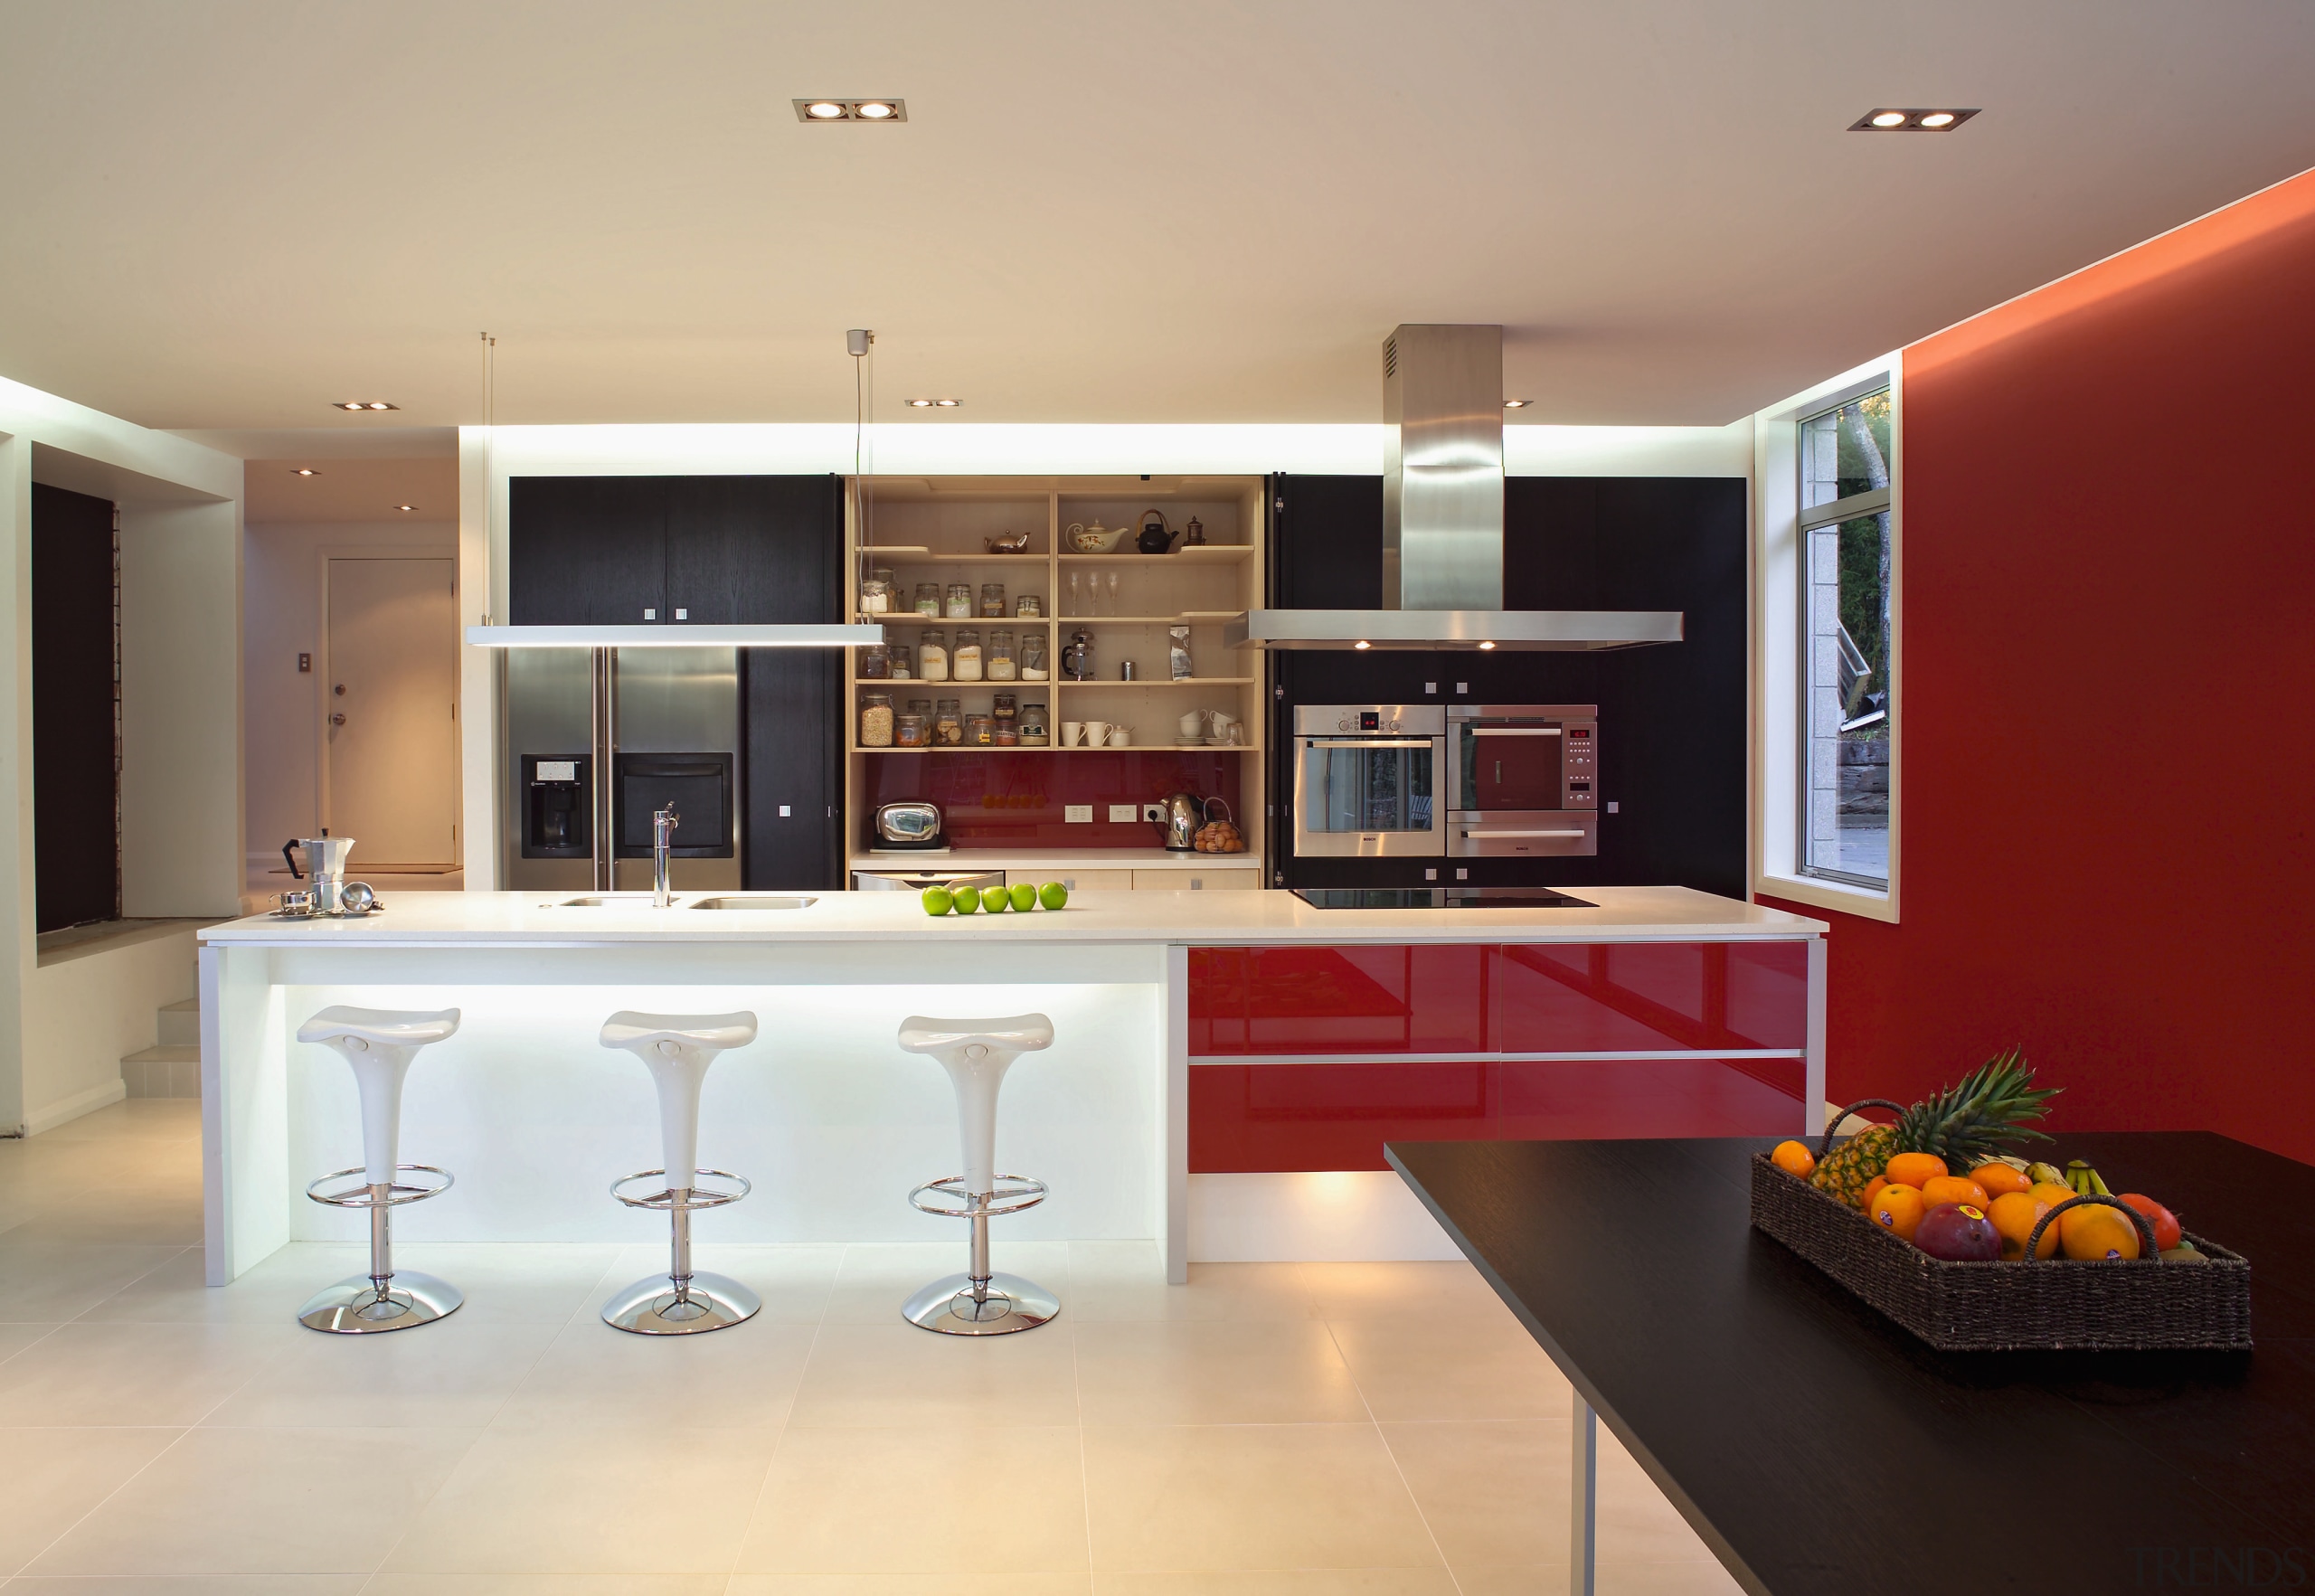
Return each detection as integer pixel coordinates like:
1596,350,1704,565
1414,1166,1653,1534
298,1270,463,1334
603,1167,759,1336
902,1270,1059,1335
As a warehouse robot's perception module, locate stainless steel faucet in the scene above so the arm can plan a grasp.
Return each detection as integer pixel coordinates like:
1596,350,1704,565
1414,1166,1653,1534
652,806,679,907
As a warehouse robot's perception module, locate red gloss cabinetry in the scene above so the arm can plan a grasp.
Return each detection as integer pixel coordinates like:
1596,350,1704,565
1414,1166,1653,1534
1187,941,1811,1172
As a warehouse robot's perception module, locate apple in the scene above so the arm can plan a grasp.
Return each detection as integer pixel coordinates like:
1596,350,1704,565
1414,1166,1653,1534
1009,883,1038,912
920,887,954,917
1913,1202,2001,1261
1038,882,1069,910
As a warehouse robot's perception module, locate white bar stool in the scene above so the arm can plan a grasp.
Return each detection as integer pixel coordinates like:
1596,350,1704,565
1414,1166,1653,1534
898,1012,1058,1335
599,1009,761,1335
295,1005,463,1334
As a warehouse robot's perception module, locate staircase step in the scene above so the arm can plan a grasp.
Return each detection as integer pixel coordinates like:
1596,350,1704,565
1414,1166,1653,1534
121,1044,198,1065
158,998,202,1046
120,1044,200,1100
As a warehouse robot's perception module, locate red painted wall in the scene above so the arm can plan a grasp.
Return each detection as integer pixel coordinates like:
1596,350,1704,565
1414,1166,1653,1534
1763,168,2315,1165
857,750,1243,849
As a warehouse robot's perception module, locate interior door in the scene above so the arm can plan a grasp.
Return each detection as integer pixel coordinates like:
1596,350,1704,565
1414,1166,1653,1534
326,558,458,868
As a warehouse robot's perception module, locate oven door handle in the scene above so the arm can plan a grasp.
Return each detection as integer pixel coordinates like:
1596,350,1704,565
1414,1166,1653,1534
1305,738,1435,749
1468,727,1563,736
1460,827,1590,838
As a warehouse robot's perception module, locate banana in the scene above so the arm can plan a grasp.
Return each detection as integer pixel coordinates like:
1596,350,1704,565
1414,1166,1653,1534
2026,1161,2066,1187
2065,1160,2112,1198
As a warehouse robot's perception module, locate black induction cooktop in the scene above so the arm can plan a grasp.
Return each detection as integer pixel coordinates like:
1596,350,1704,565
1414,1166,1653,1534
1290,886,1595,910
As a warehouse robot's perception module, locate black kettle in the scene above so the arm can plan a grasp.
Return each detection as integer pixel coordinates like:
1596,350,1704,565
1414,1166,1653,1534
1135,508,1177,554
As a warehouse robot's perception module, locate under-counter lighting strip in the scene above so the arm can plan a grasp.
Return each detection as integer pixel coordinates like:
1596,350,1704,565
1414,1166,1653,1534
465,624,883,648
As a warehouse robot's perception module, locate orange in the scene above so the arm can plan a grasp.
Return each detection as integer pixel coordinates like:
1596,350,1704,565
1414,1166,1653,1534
1870,1184,1928,1242
1970,1161,2032,1198
2060,1204,2143,1261
1861,1176,1890,1213
1885,1152,1947,1189
1987,1190,2059,1260
1771,1139,1816,1179
2029,1180,2077,1214
1921,1175,1991,1210
2118,1194,2183,1252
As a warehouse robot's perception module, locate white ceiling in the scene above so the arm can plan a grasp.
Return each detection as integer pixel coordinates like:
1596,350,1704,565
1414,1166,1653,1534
241,454,458,523
5,1,2312,431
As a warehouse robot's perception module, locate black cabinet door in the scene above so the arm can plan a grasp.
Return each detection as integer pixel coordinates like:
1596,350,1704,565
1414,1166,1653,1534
742,647,841,889
508,477,667,624
665,476,841,624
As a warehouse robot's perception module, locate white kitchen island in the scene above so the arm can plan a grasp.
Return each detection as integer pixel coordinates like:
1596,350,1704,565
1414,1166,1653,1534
198,887,1827,1287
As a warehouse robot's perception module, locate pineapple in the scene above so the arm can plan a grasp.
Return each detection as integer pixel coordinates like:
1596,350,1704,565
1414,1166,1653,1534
1811,1051,2058,1208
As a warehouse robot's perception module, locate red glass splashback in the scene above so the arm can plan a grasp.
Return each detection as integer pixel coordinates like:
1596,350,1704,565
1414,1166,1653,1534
858,751,1243,849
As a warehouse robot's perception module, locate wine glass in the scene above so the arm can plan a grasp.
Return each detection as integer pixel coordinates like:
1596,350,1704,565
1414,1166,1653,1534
1066,570,1082,618
1104,570,1121,619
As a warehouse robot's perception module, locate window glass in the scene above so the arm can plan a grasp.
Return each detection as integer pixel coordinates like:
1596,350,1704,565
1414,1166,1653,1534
1800,390,1891,888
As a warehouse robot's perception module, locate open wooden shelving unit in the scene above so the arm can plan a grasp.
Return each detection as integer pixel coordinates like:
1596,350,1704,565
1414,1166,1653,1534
843,475,1269,858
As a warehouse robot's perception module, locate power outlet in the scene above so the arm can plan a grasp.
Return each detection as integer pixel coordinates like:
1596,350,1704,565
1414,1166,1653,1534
1139,803,1165,824
1064,804,1094,823
1109,804,1140,823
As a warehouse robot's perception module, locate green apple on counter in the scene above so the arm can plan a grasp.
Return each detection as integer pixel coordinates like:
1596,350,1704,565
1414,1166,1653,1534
1039,882,1069,910
1009,883,1038,912
920,886,954,917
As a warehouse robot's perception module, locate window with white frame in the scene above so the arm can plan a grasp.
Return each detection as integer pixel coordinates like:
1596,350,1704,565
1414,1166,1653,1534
1796,387,1892,889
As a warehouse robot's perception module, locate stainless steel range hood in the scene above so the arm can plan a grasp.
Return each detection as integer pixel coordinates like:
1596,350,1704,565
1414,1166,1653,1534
1227,325,1683,651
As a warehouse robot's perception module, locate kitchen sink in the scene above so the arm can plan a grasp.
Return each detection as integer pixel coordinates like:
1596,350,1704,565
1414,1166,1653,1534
686,895,818,911
544,895,661,908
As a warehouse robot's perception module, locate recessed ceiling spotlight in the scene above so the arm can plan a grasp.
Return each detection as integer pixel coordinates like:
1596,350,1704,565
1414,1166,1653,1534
1850,108,1979,133
333,400,400,411
394,504,416,512
1503,399,1530,410
906,398,934,408
934,398,959,408
291,467,320,477
793,98,908,123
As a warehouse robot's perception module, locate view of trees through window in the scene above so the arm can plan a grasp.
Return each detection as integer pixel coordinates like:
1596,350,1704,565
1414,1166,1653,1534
1800,388,1891,887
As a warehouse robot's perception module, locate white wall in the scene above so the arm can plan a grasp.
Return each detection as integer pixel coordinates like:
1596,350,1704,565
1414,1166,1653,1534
244,518,458,867
22,929,198,1134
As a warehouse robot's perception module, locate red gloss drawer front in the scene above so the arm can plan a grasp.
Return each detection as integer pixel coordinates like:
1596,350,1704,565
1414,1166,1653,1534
1188,1057,1807,1173
1187,941,1809,1056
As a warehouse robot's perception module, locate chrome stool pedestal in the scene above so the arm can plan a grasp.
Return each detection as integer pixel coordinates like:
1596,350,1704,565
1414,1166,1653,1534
294,1006,463,1334
898,1013,1058,1336
599,1010,761,1336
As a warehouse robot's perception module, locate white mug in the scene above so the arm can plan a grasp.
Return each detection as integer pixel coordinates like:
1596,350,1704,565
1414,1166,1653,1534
1108,725,1131,747
1061,721,1083,748
1177,709,1205,740
1083,721,1110,749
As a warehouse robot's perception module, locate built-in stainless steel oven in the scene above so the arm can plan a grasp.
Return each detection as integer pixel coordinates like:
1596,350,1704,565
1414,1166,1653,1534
1291,704,1446,857
1447,704,1598,857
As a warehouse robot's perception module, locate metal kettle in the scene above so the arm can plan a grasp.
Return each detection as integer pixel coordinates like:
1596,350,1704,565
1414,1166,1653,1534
1156,791,1203,852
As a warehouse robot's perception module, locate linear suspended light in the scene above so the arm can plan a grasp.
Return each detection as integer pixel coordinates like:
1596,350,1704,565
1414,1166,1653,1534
465,624,883,649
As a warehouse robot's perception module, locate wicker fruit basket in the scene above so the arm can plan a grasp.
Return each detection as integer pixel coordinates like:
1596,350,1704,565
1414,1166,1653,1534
1749,1116,2252,1352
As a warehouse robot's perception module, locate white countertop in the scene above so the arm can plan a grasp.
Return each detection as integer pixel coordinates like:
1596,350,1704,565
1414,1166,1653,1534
850,848,1256,874
198,886,1825,948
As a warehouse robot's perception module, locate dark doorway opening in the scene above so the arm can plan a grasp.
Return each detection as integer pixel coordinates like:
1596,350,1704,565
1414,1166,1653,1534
33,483,121,933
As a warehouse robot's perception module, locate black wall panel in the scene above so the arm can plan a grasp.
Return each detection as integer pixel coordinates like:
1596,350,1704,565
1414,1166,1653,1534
32,483,118,931
508,477,667,624
1267,474,1747,899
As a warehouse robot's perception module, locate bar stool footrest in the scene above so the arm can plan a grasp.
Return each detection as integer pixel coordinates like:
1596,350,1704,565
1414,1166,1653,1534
609,1167,751,1211
909,1174,1047,1218
305,1164,455,1209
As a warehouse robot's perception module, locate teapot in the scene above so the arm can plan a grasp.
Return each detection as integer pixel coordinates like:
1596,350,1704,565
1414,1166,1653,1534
1067,519,1130,553
983,530,1033,553
1136,509,1178,554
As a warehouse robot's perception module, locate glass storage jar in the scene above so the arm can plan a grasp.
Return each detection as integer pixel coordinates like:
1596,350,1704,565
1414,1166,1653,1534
917,628,949,682
1016,593,1043,618
907,697,932,718
858,577,891,617
1018,701,1049,744
944,581,974,619
991,691,1017,720
934,699,963,745
993,722,1019,747
858,689,893,747
980,581,1006,618
888,642,912,679
1020,630,1048,680
893,712,929,748
912,581,942,618
857,642,891,680
963,713,995,747
987,628,1016,680
951,627,983,682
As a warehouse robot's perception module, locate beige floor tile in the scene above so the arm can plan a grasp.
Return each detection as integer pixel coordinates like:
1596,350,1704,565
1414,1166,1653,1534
0,1190,205,1247
363,1577,730,1595
1446,1568,1569,1596
822,1241,1072,1325
1082,1424,1443,1572
1455,1563,1739,1596
0,1321,58,1365
0,1426,182,1573
381,1243,627,1324
381,1422,777,1574
1299,1262,1513,1322
0,1320,300,1425
1327,1317,1569,1422
1074,1320,1369,1425
0,1243,184,1322
5,1577,369,1595
1596,1429,1721,1564
1093,1575,1457,1596
592,1242,844,1325
494,1317,813,1428
734,1424,1088,1572
79,1244,368,1325
203,1319,559,1428
1378,1421,1569,1567
737,1578,1091,1596
789,1319,1080,1426
25,1424,476,1575
1066,1247,1316,1322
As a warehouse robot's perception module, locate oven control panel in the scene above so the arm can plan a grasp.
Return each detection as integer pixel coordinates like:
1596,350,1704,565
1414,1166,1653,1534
1563,722,1597,808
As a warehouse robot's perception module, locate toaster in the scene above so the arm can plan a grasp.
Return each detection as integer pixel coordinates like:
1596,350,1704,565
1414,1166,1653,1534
872,800,946,851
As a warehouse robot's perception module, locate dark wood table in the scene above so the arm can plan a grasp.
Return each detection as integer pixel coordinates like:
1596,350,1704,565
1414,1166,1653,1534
1386,1131,2314,1596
